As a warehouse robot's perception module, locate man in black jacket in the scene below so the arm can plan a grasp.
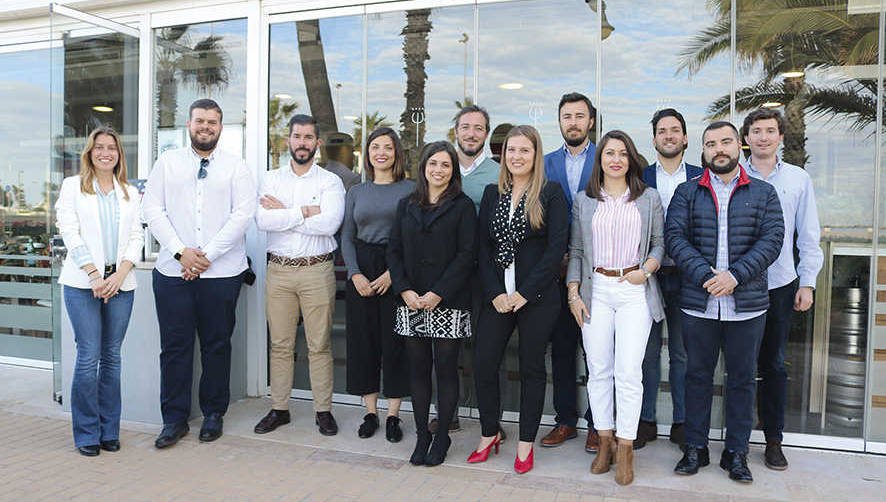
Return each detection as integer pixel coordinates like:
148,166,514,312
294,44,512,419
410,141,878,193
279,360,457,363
665,121,783,484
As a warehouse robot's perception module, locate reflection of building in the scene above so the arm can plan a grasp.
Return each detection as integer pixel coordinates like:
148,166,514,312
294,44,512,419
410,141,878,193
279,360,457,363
1,0,885,454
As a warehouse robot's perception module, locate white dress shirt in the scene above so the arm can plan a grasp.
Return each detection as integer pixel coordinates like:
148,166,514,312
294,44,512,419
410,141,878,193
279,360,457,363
142,146,257,278
654,159,686,216
256,162,345,258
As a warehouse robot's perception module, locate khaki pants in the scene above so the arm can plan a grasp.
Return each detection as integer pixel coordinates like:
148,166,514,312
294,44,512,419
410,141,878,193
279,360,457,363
266,260,335,411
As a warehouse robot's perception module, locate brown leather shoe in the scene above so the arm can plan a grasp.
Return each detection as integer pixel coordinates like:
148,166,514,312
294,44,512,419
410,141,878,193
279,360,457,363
541,424,577,447
590,436,615,474
615,442,634,485
585,429,600,453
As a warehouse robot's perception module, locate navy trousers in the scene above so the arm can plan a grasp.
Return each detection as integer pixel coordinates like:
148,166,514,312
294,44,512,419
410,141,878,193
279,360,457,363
683,312,766,453
153,269,243,426
757,280,798,442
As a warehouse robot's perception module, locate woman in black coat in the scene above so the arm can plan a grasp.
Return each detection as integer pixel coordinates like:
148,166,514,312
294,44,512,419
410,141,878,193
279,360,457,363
387,141,476,467
467,125,569,474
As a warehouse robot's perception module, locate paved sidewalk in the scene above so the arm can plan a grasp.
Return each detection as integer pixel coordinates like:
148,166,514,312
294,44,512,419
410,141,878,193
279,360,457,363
1,364,884,501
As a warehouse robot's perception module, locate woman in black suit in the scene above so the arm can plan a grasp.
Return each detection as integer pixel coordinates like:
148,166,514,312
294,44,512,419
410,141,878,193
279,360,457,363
387,141,476,467
468,125,569,474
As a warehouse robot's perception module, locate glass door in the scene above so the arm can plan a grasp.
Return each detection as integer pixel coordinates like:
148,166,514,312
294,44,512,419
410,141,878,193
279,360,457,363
49,3,140,402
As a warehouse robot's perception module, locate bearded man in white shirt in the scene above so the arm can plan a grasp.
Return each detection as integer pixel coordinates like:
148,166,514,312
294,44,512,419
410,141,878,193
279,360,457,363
252,114,346,436
143,99,257,449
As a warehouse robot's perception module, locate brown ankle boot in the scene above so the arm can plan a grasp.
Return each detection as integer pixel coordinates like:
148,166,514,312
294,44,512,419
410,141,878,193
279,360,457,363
591,436,615,474
615,442,634,485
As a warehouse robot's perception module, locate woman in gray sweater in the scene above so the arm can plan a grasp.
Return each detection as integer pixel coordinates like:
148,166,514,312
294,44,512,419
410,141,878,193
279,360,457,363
342,128,415,442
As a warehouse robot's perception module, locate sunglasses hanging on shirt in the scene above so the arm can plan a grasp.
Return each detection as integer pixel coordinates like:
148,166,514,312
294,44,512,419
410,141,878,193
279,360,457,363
198,158,209,179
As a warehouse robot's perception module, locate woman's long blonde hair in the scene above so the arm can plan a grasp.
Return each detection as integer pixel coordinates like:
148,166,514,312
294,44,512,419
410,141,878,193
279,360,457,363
498,125,546,230
79,126,130,200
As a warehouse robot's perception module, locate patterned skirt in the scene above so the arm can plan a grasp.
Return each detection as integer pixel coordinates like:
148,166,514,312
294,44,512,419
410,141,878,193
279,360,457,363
394,306,472,339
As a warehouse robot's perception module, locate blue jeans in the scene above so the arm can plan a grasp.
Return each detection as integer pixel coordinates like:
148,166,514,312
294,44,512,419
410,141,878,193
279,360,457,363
64,286,134,447
640,272,687,424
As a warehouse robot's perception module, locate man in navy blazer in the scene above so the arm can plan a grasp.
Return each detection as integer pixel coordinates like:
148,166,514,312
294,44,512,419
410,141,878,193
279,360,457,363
635,108,703,450
540,92,598,451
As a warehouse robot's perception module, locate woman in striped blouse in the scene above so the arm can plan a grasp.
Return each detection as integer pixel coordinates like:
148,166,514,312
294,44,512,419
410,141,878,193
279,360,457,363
56,127,144,456
566,130,665,485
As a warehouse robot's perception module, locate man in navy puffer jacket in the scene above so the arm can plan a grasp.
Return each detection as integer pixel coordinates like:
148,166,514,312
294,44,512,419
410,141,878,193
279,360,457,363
666,121,783,484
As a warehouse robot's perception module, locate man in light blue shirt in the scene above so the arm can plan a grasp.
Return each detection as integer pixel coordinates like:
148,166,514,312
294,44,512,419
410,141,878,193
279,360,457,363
743,108,823,471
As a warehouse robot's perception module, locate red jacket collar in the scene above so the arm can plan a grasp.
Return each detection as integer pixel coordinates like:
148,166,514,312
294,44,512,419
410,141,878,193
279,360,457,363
697,164,751,189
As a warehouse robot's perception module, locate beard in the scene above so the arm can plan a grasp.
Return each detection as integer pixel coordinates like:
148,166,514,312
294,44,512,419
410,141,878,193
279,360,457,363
190,130,220,152
457,138,483,158
702,152,740,174
561,127,588,147
655,143,684,159
290,146,317,166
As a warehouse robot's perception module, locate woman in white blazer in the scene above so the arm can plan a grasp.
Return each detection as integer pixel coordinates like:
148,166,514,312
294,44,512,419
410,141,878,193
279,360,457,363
55,127,143,457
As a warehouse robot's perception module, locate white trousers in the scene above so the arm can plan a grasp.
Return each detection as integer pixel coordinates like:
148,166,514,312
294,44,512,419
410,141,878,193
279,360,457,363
581,273,653,441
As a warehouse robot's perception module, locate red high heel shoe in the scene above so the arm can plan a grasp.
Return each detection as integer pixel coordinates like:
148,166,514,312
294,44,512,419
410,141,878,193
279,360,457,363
514,445,534,474
466,434,500,463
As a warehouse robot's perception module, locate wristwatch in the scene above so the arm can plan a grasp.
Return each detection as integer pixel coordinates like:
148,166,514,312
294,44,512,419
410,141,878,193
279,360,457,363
174,249,183,262
642,267,652,279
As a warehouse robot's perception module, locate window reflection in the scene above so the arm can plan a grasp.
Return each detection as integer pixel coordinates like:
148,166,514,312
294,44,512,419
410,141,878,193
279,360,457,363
478,0,597,154
368,6,475,177
269,17,362,173
154,19,246,160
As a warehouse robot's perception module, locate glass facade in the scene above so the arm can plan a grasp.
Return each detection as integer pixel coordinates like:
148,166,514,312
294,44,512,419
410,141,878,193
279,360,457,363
0,0,884,450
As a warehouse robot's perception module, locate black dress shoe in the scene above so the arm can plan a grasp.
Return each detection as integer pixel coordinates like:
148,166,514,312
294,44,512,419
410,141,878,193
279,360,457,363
100,440,120,452
424,433,451,466
410,431,432,465
199,413,224,442
358,413,379,438
674,445,710,475
77,445,100,457
254,409,291,434
720,449,753,483
155,423,189,449
316,411,338,436
764,440,788,470
386,416,403,443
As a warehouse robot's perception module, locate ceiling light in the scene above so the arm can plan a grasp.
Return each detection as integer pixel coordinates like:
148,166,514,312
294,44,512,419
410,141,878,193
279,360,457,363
762,102,783,108
781,71,805,78
274,93,292,100
498,83,523,90
92,105,113,112
342,115,358,121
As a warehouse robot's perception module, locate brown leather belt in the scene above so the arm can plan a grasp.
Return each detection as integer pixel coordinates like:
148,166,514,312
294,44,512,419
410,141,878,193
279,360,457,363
593,264,640,278
268,252,333,268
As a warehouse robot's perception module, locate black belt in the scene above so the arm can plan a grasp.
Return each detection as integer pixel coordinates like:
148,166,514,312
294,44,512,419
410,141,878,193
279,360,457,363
103,264,117,277
658,265,678,275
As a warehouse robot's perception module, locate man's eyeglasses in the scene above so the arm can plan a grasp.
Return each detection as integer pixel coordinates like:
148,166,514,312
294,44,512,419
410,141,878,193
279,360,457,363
198,158,209,179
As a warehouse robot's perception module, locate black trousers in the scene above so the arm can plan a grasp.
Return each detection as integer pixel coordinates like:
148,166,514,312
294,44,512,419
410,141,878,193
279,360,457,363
757,280,797,442
345,241,409,398
153,269,243,426
475,293,560,442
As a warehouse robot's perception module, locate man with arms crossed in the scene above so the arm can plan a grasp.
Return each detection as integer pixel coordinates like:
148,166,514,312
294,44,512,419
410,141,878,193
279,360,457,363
252,114,345,437
636,108,703,449
541,92,598,452
743,107,822,470
667,121,783,483
143,98,256,449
